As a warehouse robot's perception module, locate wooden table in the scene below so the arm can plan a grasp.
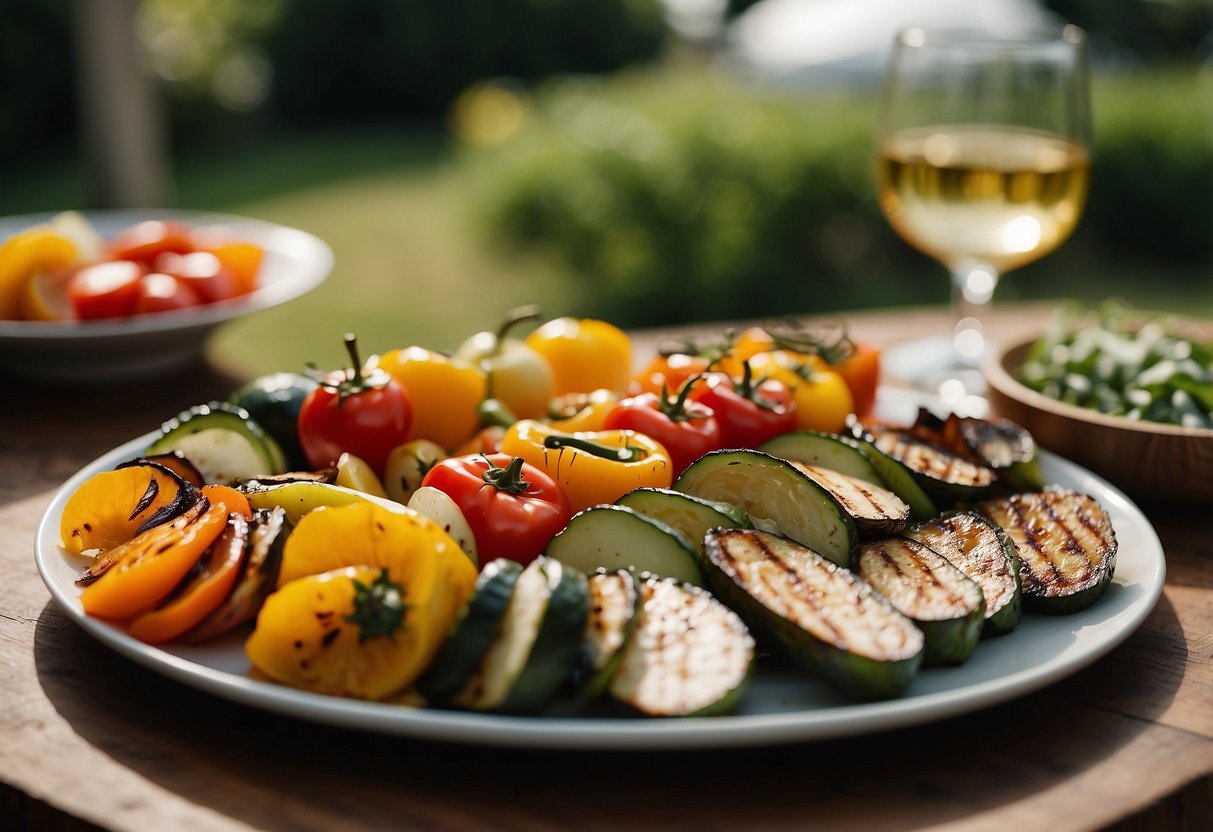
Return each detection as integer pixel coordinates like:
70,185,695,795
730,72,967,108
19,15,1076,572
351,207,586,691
2,303,1210,831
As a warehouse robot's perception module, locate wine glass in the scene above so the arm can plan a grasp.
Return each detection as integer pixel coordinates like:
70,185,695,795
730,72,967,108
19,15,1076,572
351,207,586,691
875,24,1091,415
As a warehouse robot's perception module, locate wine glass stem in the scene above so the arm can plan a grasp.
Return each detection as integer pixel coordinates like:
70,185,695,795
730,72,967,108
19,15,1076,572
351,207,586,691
949,262,1000,367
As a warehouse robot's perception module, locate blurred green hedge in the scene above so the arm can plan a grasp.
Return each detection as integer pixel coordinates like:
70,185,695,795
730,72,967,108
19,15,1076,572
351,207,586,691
471,68,1213,328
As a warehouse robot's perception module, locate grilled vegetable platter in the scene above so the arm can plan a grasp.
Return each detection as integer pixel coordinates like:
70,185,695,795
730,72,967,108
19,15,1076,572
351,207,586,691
35,311,1165,748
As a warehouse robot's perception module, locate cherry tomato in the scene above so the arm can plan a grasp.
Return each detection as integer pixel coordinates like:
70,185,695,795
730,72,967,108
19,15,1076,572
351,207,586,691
131,272,202,315
630,352,711,397
374,346,486,450
108,220,195,264
601,377,721,475
833,341,882,417
204,241,263,295
688,365,797,449
421,454,571,566
454,306,555,420
67,260,144,319
298,334,413,477
746,351,854,434
154,251,240,304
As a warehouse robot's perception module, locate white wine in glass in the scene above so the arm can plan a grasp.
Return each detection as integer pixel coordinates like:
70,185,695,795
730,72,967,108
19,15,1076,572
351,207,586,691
876,25,1091,412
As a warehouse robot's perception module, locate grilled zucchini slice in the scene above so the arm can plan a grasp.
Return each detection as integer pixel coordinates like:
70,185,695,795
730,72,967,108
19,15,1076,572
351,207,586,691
865,427,996,505
615,487,751,554
146,402,287,484
978,489,1117,614
788,462,910,539
847,436,937,521
608,575,754,717
417,558,522,702
450,556,588,713
904,511,1022,636
754,425,911,537
574,568,642,697
856,537,985,666
675,450,857,567
759,430,885,485
703,528,923,699
545,504,703,586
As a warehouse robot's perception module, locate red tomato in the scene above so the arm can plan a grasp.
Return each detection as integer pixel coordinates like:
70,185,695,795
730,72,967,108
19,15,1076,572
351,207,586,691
131,272,202,315
833,341,882,417
421,454,571,566
154,251,240,304
67,260,144,319
601,383,721,475
688,367,797,449
297,334,413,476
109,220,195,265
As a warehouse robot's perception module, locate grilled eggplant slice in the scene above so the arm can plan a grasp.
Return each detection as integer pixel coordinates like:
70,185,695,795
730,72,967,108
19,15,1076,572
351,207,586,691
675,450,857,567
856,537,985,665
608,575,754,716
978,489,1117,614
907,408,1045,491
180,506,290,643
789,462,910,539
904,511,1022,636
574,568,642,697
703,528,923,699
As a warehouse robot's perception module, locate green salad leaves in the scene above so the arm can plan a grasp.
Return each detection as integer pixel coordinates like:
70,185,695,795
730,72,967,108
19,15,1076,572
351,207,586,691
1018,301,1213,429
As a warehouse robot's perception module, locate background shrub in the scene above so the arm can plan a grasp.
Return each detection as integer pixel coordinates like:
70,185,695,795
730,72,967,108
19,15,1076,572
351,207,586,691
472,67,1213,328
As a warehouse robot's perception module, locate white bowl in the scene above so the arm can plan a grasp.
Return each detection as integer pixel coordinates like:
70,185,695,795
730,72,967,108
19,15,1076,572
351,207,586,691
0,209,333,383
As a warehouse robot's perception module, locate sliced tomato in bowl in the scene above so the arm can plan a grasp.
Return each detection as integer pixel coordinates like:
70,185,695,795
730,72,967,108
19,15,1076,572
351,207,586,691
68,260,145,320
154,251,241,304
132,272,202,316
108,220,195,265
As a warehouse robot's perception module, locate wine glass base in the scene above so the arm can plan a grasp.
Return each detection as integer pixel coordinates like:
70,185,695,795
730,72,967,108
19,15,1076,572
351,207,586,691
882,335,989,418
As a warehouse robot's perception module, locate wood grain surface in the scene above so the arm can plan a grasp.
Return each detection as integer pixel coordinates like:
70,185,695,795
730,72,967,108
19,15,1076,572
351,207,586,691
2,303,1210,832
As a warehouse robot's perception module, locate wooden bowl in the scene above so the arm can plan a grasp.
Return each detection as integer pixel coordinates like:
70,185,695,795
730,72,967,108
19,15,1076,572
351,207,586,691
985,338,1213,504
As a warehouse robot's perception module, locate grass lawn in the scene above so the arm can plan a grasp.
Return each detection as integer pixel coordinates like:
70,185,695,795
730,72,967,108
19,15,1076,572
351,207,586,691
4,122,1209,381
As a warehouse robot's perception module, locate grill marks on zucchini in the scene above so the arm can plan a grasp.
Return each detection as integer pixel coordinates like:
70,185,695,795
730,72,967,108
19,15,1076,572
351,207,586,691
576,568,641,697
978,489,1117,614
904,512,1022,636
789,462,909,539
675,450,857,567
856,537,984,666
870,429,995,502
608,576,754,717
704,528,922,699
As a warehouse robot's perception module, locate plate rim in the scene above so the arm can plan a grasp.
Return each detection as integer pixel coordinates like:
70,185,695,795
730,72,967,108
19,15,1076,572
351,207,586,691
33,426,1166,751
0,209,333,341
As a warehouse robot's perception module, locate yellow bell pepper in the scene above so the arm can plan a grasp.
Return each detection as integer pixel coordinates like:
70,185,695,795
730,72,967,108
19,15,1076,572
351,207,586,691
746,351,854,434
524,317,632,396
501,419,673,513
244,501,478,700
374,346,486,450
545,388,619,432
